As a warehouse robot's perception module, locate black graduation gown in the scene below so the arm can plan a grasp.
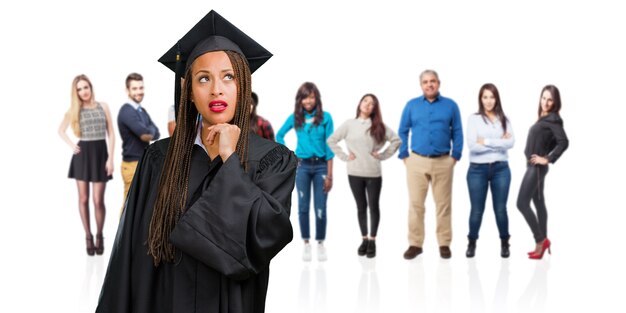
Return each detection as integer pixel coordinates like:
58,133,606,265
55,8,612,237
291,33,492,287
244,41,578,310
96,133,296,313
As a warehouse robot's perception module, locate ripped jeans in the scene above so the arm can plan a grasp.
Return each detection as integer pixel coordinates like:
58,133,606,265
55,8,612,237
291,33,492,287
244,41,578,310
296,158,328,241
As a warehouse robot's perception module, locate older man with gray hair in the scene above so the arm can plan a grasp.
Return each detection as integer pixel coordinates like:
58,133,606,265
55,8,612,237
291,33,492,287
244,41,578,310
398,69,463,259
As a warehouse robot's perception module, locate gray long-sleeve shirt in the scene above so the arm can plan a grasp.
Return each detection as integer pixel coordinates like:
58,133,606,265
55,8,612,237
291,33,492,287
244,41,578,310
327,118,401,177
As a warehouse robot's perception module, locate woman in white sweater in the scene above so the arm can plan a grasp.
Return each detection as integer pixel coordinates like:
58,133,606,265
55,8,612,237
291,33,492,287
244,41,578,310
327,94,401,258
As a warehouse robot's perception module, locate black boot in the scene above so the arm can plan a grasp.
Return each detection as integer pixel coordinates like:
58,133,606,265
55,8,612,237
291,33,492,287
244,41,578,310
501,237,510,258
466,239,477,258
366,240,376,258
358,239,368,256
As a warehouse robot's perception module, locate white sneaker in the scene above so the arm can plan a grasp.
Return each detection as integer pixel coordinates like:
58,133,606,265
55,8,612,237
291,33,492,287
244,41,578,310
302,243,312,262
317,243,327,262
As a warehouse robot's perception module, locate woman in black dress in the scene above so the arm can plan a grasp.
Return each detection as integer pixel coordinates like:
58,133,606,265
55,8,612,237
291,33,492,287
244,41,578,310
58,74,115,256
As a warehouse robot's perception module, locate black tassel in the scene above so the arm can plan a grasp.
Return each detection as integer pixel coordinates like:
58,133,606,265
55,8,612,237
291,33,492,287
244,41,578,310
174,42,182,120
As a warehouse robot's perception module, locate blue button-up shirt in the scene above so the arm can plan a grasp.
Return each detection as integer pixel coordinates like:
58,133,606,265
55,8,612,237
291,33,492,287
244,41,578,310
398,94,463,160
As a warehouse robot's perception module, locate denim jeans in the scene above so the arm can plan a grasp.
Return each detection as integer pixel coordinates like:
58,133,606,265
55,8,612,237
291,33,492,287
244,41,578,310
466,161,511,240
296,159,328,241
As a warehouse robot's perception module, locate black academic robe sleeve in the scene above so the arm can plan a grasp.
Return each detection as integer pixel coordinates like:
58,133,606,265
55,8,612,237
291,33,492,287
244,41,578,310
97,136,296,313
97,141,166,313
170,144,296,280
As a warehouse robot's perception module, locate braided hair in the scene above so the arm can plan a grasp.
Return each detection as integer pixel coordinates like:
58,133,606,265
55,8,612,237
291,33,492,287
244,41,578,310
147,50,252,266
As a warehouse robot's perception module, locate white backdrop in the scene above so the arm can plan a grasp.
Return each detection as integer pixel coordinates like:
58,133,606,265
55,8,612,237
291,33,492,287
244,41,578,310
0,1,624,312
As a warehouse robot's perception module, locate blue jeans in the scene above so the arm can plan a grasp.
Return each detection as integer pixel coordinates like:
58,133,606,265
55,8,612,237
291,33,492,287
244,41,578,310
296,158,328,241
466,161,511,240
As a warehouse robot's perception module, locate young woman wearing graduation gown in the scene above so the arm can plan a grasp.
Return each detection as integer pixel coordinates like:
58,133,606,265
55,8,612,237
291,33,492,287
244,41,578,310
96,11,296,313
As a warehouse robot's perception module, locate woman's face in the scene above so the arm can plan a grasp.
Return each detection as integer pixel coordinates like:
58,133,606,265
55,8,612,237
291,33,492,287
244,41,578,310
301,93,316,113
191,51,238,126
481,89,496,113
540,90,553,114
359,96,375,118
76,80,92,104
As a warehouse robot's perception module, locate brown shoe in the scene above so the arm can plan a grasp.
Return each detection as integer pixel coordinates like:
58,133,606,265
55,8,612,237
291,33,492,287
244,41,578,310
440,246,451,259
403,246,423,260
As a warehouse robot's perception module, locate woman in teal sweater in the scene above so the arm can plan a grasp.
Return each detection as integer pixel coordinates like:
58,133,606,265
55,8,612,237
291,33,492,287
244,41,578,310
277,82,334,262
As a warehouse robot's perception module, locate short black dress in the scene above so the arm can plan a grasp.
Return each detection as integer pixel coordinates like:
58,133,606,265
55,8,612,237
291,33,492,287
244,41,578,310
68,102,113,182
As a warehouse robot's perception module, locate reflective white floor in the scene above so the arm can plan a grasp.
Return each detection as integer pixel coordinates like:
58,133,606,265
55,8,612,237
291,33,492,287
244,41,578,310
3,164,623,313
267,237,589,313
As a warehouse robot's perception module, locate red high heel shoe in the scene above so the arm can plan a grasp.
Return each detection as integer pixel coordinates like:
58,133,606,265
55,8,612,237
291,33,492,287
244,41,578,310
529,238,551,259
527,238,551,255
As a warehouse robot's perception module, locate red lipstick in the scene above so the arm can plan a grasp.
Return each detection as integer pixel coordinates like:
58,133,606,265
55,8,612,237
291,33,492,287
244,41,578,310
209,100,228,113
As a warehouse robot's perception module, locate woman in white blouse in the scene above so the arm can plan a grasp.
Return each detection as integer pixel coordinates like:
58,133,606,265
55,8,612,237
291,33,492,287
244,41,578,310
327,94,401,258
465,83,514,258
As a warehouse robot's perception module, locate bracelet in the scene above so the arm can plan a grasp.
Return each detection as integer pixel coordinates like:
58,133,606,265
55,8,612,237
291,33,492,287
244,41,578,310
326,176,333,180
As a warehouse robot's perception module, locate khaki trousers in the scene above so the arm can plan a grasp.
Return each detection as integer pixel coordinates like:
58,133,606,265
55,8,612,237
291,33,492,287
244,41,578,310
405,153,455,247
120,160,138,215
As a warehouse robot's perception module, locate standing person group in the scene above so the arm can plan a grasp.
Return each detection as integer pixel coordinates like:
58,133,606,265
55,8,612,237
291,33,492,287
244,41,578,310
60,21,568,272
395,70,568,261
58,74,115,256
273,70,569,262
462,83,568,260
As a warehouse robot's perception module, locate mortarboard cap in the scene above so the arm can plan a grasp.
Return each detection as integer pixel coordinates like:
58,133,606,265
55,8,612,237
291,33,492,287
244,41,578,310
158,10,272,117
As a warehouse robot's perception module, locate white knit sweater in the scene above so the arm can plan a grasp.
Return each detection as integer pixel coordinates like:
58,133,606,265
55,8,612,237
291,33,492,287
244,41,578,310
327,118,401,177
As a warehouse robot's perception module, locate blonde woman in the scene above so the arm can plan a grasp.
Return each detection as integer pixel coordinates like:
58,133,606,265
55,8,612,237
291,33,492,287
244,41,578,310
58,74,115,256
